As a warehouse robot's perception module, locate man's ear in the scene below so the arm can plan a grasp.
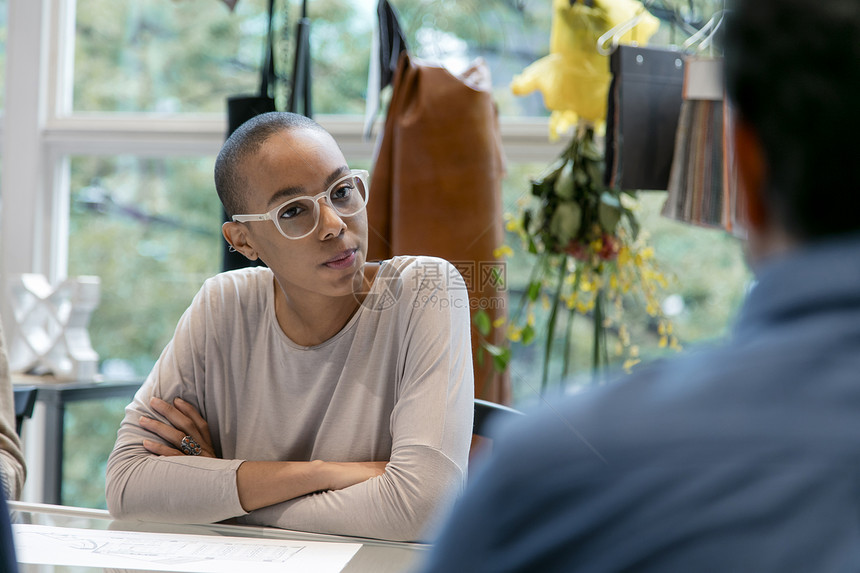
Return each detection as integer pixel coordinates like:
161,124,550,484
222,222,259,261
732,115,768,231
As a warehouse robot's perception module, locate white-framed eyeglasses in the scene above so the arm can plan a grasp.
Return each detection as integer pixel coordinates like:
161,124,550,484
232,169,369,240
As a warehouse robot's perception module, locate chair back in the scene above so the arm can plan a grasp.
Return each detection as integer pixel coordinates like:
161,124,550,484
473,398,523,437
13,386,37,436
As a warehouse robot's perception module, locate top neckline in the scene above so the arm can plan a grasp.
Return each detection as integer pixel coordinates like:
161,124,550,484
267,260,388,351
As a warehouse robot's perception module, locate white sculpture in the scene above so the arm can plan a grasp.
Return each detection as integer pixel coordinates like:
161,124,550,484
9,274,101,380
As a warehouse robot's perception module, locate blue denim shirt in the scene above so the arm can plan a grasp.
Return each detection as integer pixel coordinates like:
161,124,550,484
421,235,860,572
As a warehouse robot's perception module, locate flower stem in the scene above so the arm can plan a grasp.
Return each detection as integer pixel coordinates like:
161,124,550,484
592,283,604,383
541,255,568,394
601,288,610,375
513,251,548,326
562,265,582,380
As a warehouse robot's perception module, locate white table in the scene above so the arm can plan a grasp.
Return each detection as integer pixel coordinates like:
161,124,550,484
10,501,427,573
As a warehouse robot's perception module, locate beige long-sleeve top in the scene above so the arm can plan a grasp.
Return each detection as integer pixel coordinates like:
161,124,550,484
106,256,474,541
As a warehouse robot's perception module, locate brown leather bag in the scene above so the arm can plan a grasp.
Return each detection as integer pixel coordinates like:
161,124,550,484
368,52,510,403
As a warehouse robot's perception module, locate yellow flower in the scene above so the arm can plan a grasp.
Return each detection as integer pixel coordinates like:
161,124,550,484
493,245,514,259
507,325,522,342
623,358,641,373
659,335,668,348
549,111,582,141
510,0,659,136
493,316,506,329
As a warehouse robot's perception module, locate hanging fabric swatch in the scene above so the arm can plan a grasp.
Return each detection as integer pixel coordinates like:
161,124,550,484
368,51,510,403
662,56,747,237
604,45,686,191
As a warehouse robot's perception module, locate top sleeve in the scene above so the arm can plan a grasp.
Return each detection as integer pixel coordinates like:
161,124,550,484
105,280,247,524
0,323,25,500
238,259,475,541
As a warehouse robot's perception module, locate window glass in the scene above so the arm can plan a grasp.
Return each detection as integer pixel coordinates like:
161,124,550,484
74,0,270,112
64,397,131,508
67,156,223,377
70,0,551,115
308,0,555,117
72,0,719,116
309,0,721,117
71,0,551,115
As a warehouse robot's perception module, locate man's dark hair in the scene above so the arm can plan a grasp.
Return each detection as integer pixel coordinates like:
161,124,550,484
215,112,327,218
725,0,860,239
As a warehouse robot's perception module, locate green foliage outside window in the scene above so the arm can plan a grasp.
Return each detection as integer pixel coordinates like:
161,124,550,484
68,156,223,376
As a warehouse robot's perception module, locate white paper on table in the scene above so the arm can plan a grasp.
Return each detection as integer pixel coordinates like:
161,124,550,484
14,523,361,573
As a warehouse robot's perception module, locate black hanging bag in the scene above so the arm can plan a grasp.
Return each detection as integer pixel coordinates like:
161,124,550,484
226,0,278,136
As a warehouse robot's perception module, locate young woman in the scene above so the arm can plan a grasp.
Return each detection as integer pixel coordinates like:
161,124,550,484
106,112,474,542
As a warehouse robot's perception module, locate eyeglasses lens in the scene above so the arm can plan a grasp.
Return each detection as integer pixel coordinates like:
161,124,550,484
275,174,368,238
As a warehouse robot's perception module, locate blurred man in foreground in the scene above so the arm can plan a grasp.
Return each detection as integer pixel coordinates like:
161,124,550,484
421,0,860,570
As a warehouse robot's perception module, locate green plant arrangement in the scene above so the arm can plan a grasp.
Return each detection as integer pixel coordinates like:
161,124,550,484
475,122,681,393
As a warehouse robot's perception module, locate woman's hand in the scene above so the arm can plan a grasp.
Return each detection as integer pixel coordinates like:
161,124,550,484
139,396,217,458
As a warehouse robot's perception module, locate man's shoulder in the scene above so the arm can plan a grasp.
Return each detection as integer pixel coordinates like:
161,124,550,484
490,345,753,465
491,325,860,477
